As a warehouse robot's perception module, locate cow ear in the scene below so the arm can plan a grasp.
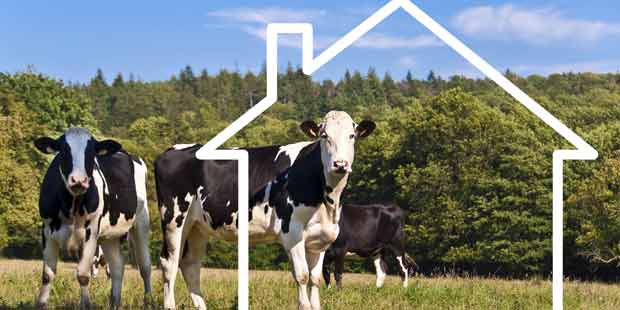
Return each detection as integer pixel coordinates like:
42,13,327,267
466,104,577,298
300,121,320,139
95,140,122,156
34,137,59,154
355,120,376,138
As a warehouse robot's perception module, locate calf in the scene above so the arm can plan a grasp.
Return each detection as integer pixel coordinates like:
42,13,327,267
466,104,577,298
322,204,417,288
34,128,151,309
155,111,375,310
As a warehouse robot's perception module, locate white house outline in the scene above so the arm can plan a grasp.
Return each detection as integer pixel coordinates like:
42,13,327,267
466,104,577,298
195,1,599,309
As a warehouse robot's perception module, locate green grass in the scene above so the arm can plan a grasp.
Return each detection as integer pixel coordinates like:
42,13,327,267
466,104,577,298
1,259,620,309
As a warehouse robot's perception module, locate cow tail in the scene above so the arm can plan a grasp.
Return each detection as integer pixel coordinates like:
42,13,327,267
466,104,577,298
154,159,162,209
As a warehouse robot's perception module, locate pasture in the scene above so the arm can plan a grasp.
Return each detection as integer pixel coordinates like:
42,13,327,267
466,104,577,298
1,260,620,309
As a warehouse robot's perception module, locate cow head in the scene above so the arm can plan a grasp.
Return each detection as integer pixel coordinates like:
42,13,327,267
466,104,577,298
34,128,122,196
300,111,375,181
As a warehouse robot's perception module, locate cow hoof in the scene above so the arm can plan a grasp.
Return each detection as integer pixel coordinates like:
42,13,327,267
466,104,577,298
35,302,48,310
143,294,155,308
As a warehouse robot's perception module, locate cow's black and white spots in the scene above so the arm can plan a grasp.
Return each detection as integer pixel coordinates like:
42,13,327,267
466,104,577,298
155,141,311,309
155,112,375,309
322,204,417,288
258,112,375,310
155,111,375,310
34,128,151,310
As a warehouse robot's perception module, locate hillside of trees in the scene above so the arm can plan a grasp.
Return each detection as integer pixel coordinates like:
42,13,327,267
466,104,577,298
2,65,620,280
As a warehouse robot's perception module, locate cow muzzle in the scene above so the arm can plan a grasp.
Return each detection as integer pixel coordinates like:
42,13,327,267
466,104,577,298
332,160,351,174
67,174,90,195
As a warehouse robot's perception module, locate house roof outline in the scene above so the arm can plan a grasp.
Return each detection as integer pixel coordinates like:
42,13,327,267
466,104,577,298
195,1,598,309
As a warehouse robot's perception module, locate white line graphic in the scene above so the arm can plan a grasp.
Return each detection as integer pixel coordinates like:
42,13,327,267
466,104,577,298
195,1,598,309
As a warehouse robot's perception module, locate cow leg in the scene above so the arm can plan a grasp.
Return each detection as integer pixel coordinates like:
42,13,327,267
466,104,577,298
388,232,412,288
101,238,124,309
321,252,332,289
395,255,409,288
91,263,99,278
307,251,325,310
290,242,311,310
333,251,345,289
91,245,104,278
76,230,99,309
160,222,184,310
36,230,59,309
373,256,387,288
179,229,207,310
129,209,152,302
132,176,152,302
282,226,311,310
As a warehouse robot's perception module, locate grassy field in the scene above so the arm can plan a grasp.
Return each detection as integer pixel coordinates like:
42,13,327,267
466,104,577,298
1,259,620,309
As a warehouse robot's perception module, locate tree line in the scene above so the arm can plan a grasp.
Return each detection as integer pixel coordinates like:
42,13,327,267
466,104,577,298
2,65,620,280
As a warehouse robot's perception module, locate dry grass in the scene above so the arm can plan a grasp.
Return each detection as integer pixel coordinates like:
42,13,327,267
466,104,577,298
1,259,620,309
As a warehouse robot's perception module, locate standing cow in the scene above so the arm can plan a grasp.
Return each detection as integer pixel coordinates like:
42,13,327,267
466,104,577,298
34,128,151,309
155,140,312,309
322,204,417,289
155,111,375,310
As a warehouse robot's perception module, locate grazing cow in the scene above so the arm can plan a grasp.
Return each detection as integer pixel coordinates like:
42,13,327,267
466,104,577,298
34,128,151,309
155,111,375,310
322,204,417,289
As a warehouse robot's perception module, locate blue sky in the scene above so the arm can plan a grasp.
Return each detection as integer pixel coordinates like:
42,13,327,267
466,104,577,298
1,0,619,83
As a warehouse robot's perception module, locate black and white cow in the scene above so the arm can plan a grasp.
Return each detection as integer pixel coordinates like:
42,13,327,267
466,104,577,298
34,128,151,309
155,140,312,309
155,111,375,310
322,204,417,289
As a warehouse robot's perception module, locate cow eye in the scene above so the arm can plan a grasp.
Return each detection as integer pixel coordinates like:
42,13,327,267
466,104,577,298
349,134,355,139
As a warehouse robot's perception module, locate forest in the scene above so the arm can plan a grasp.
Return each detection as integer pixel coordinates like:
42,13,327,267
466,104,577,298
2,65,620,280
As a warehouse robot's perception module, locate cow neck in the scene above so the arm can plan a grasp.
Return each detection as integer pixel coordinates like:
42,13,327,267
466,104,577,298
65,158,105,253
58,165,69,190
286,141,326,207
322,172,348,224
323,173,348,205
93,157,108,196
59,158,104,219
55,166,77,217
285,140,349,225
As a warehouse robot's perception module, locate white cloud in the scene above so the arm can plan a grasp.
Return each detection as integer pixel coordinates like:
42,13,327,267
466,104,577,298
241,26,331,49
211,7,442,51
242,26,441,51
453,4,620,44
354,34,442,49
511,60,620,75
208,7,325,24
399,56,416,67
